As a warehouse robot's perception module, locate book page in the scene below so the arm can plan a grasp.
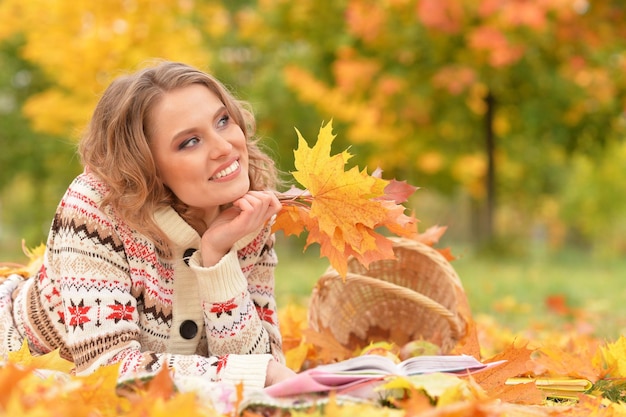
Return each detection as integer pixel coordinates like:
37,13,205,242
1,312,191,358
399,354,495,375
312,355,400,375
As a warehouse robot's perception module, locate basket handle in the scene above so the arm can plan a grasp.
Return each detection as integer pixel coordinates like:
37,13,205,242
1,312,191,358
339,272,466,340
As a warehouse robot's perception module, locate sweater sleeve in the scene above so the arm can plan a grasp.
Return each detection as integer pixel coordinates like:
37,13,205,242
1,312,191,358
243,232,285,364
188,226,284,364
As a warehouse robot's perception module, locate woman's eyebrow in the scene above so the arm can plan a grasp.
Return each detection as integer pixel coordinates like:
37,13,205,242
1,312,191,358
172,127,197,142
170,105,228,142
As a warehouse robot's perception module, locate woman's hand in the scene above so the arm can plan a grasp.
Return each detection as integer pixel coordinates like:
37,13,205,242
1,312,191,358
265,359,297,387
200,190,281,266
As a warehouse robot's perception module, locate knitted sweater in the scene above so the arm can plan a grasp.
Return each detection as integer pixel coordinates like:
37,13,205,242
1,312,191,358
6,172,284,389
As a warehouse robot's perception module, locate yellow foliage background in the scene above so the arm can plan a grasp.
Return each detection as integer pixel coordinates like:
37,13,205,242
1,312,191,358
0,0,217,135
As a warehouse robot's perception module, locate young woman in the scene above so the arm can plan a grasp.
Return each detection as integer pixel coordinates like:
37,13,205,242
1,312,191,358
0,60,295,389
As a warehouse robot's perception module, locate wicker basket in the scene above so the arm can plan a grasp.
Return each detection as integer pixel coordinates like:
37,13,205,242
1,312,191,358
308,237,470,354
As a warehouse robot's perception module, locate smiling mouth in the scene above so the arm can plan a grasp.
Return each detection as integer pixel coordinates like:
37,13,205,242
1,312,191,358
210,160,240,180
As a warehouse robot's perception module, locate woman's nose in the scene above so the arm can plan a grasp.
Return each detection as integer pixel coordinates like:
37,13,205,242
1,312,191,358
208,132,233,159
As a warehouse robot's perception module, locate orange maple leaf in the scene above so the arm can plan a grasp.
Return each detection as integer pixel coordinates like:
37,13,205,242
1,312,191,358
413,224,448,247
472,340,543,404
371,167,418,204
123,366,176,404
0,363,32,410
145,365,176,400
451,318,481,360
412,224,456,261
302,326,355,366
532,342,606,382
274,120,418,276
271,203,307,237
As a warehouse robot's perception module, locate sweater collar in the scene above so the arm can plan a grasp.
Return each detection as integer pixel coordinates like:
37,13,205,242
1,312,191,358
153,207,201,251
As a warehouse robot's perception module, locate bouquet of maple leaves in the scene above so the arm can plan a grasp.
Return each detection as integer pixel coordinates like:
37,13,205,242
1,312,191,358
273,120,446,277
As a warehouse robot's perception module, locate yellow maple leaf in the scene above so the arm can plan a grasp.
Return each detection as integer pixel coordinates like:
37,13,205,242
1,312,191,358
0,241,45,280
275,120,418,276
380,373,474,406
279,303,308,351
78,364,131,415
284,343,311,372
130,393,206,417
596,335,626,378
7,340,74,373
293,123,387,245
279,303,315,371
21,240,45,276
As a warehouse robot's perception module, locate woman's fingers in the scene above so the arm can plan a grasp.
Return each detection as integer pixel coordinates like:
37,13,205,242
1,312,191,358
234,191,281,220
200,191,282,266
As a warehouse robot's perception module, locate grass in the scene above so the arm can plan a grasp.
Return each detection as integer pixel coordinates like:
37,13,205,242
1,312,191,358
274,238,626,341
274,235,328,305
453,249,626,339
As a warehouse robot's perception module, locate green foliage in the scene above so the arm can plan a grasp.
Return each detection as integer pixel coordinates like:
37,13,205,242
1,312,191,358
560,141,626,257
0,38,80,259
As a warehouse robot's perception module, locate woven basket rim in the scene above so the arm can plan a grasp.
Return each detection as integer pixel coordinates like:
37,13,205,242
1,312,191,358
316,270,465,339
308,238,469,352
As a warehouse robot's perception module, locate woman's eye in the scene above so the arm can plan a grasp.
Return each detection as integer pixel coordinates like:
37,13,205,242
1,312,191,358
179,136,200,150
217,114,230,127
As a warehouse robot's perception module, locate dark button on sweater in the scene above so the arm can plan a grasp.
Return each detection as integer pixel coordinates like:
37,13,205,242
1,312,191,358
180,320,198,339
183,248,197,266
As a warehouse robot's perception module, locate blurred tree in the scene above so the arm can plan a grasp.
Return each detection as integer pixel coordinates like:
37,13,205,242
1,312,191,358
240,0,626,249
0,0,214,136
1,0,626,255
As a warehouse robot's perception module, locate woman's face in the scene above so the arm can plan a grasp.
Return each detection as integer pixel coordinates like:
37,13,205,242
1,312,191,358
148,84,249,221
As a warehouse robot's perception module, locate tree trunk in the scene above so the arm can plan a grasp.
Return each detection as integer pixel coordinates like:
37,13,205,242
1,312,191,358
483,90,496,244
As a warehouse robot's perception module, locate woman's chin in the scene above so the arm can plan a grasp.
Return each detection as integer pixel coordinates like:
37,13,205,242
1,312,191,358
221,181,251,204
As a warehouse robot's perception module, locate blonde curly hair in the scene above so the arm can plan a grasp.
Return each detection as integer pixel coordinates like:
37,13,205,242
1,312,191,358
78,60,278,255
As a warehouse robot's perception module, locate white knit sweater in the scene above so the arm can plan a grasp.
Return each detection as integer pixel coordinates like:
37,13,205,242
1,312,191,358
2,172,284,389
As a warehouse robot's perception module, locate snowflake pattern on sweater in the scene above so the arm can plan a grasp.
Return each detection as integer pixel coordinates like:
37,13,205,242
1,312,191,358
1,172,284,389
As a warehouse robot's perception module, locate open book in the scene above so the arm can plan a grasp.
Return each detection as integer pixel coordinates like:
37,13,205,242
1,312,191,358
265,354,506,398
